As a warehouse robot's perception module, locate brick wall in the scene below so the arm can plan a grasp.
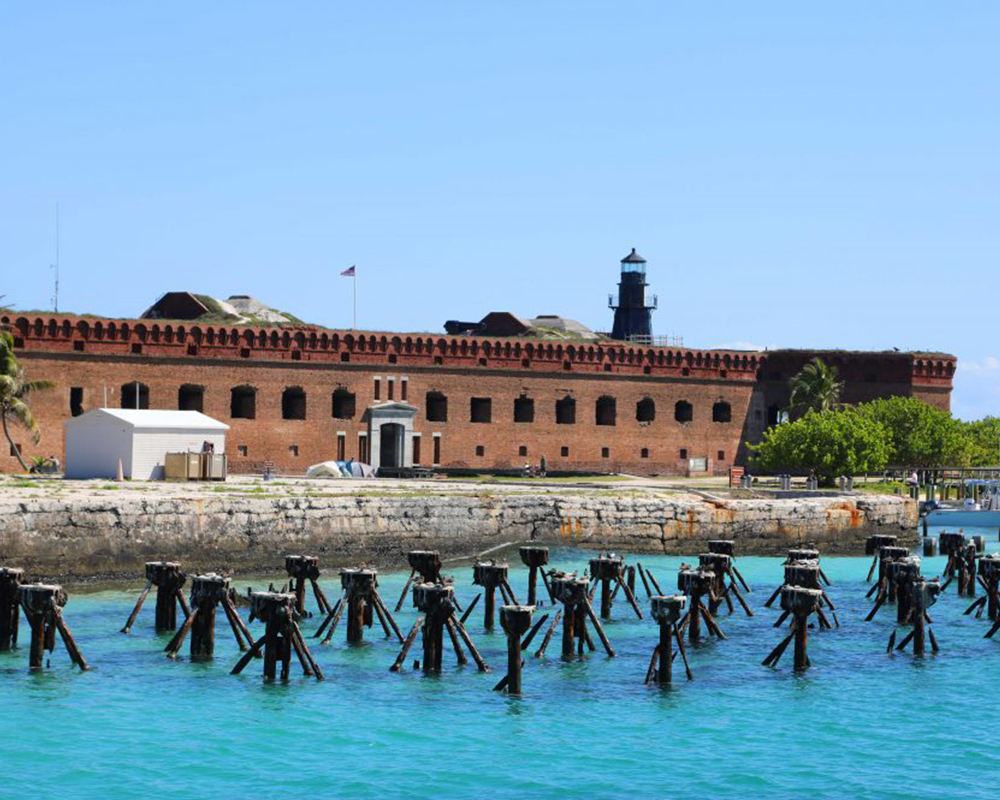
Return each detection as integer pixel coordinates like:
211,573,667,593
1,313,956,475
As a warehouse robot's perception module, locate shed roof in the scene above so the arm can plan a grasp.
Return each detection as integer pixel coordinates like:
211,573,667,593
65,408,230,431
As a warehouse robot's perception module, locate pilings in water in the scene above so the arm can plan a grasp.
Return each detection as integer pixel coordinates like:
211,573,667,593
121,561,189,634
762,586,822,671
230,591,323,681
472,561,518,631
699,552,752,617
315,567,403,645
284,555,333,618
519,546,552,606
976,556,1000,635
395,550,460,613
588,553,643,620
939,533,977,597
548,571,615,658
865,535,899,583
645,595,692,684
18,583,88,671
771,560,838,629
0,567,24,651
390,583,489,674
677,568,726,643
892,579,941,656
496,605,534,695
709,540,752,592
164,574,252,659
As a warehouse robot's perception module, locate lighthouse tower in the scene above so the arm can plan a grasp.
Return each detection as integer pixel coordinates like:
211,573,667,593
609,248,657,342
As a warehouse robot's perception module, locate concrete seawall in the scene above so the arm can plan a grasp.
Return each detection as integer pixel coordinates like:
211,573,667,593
0,490,918,581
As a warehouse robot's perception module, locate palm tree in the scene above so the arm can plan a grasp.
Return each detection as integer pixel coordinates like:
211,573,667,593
788,357,844,419
0,331,55,472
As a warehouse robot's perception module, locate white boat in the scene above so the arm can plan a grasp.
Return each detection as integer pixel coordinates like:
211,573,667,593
925,507,1000,527
925,481,1000,527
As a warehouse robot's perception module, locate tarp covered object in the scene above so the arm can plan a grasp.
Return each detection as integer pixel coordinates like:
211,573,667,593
306,460,374,479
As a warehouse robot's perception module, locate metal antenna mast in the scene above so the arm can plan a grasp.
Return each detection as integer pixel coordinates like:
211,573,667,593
51,204,60,313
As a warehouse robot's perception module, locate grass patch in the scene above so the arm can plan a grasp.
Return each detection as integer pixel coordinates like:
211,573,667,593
855,481,908,496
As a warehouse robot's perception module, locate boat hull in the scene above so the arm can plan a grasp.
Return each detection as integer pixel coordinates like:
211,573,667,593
926,508,1000,528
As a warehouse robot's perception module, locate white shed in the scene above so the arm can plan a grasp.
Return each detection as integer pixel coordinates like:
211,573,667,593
63,409,229,480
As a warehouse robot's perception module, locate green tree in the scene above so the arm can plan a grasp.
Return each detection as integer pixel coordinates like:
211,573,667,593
788,358,844,418
855,396,969,467
0,331,56,472
964,416,1000,467
749,408,890,483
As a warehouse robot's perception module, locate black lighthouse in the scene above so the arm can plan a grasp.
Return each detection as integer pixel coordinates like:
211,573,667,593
609,248,657,342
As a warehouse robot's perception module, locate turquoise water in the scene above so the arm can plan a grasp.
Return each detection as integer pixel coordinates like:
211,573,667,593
3,531,1000,800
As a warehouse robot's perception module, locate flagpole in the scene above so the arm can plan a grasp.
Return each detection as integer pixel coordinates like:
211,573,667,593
353,268,357,330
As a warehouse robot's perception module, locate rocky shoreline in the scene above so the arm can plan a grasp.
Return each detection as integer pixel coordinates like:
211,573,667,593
0,489,917,582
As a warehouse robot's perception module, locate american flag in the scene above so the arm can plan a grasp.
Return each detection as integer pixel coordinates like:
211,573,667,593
340,265,356,277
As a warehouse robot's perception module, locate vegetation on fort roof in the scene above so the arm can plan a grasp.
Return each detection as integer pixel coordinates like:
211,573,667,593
0,330,56,473
789,357,844,418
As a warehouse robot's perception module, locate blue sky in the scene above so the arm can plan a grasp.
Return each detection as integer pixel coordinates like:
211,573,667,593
2,2,997,419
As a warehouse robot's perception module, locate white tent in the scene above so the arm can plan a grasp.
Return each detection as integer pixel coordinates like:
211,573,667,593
64,409,229,480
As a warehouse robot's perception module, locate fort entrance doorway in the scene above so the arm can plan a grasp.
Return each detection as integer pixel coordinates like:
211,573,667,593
365,401,418,472
379,423,404,469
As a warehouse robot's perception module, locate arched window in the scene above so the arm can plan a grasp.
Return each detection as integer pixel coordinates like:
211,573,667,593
231,385,256,419
712,401,732,423
332,388,356,419
426,391,448,422
556,396,576,425
595,396,616,426
282,386,307,420
120,382,149,410
675,400,693,423
513,395,534,423
178,384,204,412
636,398,655,423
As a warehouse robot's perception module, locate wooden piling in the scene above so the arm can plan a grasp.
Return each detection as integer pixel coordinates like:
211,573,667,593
18,583,87,671
519,547,550,606
498,605,533,694
0,567,24,651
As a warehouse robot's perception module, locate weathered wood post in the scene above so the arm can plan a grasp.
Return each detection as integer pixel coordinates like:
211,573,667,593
122,561,188,634
18,583,88,671
519,546,550,606
165,573,252,659
590,554,624,620
549,571,614,658
895,579,941,656
979,555,1000,622
709,539,752,591
472,561,516,631
341,567,377,644
939,531,967,581
762,586,822,671
888,558,922,625
677,568,724,643
390,581,488,673
0,567,24,651
284,555,332,617
588,553,643,620
647,595,690,684
230,591,323,682
498,605,534,695
396,550,457,613
316,565,402,644
865,534,899,582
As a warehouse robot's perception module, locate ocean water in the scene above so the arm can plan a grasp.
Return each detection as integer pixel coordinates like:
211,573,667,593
3,530,1000,800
